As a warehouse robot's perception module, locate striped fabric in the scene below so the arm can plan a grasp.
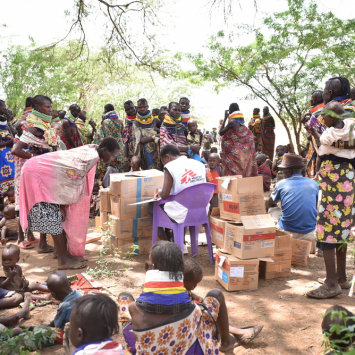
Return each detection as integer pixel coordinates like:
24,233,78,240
137,270,190,306
160,124,187,153
181,110,190,126
228,111,244,124
261,113,275,160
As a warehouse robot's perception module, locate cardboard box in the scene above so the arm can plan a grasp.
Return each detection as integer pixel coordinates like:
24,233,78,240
100,211,109,230
114,236,152,255
218,175,265,221
209,208,229,249
291,239,312,266
224,215,276,259
259,249,292,279
215,250,259,291
95,216,101,232
274,230,292,252
99,188,111,212
109,215,152,239
110,195,150,220
110,170,164,199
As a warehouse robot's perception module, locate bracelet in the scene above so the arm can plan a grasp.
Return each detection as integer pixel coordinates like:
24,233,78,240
339,140,344,150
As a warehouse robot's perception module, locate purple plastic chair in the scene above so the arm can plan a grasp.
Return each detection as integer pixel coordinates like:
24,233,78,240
152,183,216,263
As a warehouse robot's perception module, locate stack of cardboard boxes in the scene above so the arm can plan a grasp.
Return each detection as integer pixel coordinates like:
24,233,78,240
99,170,164,255
212,175,312,292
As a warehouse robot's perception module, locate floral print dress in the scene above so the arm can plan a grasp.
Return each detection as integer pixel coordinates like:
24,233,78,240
316,160,355,244
0,124,14,196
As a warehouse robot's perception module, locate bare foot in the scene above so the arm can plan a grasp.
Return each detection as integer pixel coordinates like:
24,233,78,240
219,333,239,352
69,253,88,262
1,238,7,245
31,293,52,301
19,293,32,320
8,316,20,326
58,258,87,270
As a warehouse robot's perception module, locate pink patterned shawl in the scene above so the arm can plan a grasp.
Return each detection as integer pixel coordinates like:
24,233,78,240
20,145,99,256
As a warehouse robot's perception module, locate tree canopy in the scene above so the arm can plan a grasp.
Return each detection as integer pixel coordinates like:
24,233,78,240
187,0,355,153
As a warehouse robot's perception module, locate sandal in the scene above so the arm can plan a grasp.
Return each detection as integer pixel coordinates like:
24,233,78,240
27,237,40,245
58,261,87,270
38,245,55,254
240,325,264,345
306,283,342,299
18,241,35,249
318,277,351,289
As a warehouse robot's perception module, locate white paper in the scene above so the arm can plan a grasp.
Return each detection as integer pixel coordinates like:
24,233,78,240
218,256,226,267
218,268,223,280
221,178,231,189
230,266,244,278
128,198,160,205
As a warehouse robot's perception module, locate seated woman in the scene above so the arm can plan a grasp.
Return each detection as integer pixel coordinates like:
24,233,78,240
118,241,260,354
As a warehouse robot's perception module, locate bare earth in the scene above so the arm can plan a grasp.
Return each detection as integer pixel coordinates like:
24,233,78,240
1,221,354,355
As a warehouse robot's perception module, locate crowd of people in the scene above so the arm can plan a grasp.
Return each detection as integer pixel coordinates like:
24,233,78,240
0,75,355,354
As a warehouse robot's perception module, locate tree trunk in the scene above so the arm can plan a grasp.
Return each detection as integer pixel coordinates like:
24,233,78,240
275,114,295,154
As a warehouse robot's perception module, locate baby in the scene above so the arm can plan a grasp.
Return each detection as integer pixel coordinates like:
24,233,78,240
4,186,15,207
0,244,49,294
46,270,81,330
187,119,203,146
131,155,142,172
65,294,124,355
0,205,19,244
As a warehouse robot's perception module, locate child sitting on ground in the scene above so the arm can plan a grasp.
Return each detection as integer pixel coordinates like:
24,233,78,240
4,186,15,207
206,153,221,209
0,244,50,296
272,145,285,182
130,155,142,172
0,205,19,244
45,270,81,330
64,294,124,355
89,182,100,219
322,305,355,353
183,258,264,345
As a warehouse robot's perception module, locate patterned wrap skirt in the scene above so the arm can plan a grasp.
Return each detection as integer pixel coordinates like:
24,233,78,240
28,202,63,235
316,160,355,245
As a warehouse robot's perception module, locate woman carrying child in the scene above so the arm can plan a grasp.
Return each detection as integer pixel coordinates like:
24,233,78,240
219,103,258,177
305,101,355,299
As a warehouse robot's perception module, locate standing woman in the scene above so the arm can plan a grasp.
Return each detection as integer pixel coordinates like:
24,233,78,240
220,103,258,177
12,95,58,251
132,98,160,169
93,109,124,178
260,106,276,160
19,138,119,270
61,104,83,150
160,102,200,155
122,100,137,172
0,100,15,197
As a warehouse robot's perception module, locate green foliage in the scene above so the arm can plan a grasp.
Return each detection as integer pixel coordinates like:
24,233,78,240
0,326,57,355
187,0,355,153
87,220,138,279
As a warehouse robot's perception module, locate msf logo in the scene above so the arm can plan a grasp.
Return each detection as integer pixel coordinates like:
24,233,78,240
181,169,197,184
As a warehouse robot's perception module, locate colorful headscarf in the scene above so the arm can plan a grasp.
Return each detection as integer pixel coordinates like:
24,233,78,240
228,111,245,125
181,110,191,126
137,270,191,306
103,110,119,120
25,110,58,146
136,111,154,125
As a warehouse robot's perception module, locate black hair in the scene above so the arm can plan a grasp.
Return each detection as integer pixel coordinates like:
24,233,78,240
124,100,134,107
312,90,323,98
253,108,260,113
229,103,239,112
210,147,218,153
160,106,168,111
137,98,148,105
150,241,184,281
0,100,5,107
4,244,20,255
72,294,119,341
131,156,141,164
69,104,81,112
322,305,355,349
152,108,160,114
99,137,120,152
32,95,52,107
104,104,115,112
168,102,180,110
184,258,203,283
256,153,267,163
25,97,33,108
327,77,351,98
6,186,14,195
179,97,190,103
160,144,181,159
276,145,285,149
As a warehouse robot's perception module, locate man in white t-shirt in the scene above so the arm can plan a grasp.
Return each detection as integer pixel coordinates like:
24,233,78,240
147,144,206,241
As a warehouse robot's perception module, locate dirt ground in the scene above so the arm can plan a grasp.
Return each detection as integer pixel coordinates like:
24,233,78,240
1,220,355,355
